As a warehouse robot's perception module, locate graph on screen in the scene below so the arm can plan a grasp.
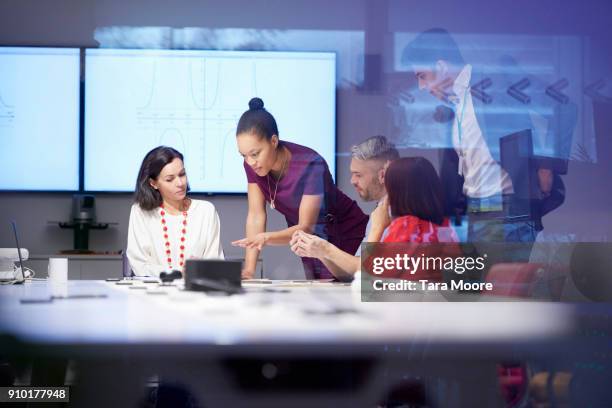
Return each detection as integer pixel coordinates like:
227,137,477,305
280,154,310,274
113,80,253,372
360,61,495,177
0,47,80,191
84,49,336,192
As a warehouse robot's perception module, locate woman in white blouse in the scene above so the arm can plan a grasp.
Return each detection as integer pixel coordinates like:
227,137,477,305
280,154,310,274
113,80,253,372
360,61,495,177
127,146,224,277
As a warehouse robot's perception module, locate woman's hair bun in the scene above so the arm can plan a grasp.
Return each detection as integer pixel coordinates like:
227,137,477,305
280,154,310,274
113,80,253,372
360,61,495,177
248,97,265,111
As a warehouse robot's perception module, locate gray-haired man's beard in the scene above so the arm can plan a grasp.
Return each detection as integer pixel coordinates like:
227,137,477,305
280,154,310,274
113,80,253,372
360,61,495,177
360,183,384,202
359,190,373,201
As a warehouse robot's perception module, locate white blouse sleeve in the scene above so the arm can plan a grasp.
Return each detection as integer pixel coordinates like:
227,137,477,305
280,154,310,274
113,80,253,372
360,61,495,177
201,203,225,260
126,205,166,277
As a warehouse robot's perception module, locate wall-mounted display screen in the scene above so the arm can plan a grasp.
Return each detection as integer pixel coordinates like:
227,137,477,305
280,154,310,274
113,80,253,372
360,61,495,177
0,47,80,191
84,49,336,192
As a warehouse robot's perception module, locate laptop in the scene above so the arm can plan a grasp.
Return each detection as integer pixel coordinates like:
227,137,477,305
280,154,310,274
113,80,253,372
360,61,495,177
184,259,243,294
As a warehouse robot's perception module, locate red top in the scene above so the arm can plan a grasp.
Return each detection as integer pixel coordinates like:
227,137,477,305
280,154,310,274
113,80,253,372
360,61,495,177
383,215,458,244
365,215,459,282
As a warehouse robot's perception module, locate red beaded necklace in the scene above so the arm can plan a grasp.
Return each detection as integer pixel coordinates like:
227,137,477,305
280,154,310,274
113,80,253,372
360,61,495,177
159,202,188,271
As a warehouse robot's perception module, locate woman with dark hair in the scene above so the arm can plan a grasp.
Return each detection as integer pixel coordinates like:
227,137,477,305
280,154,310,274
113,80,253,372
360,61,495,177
365,157,457,282
127,146,223,277
232,97,368,279
369,156,457,244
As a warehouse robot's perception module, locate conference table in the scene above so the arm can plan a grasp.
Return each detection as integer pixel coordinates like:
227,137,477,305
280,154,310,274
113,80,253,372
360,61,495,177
0,278,606,407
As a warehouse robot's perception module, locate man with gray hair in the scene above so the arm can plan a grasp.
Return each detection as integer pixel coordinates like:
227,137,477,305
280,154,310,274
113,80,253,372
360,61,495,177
290,135,399,280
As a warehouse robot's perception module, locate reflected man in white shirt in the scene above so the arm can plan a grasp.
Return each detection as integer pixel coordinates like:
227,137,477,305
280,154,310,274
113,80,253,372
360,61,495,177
401,28,566,247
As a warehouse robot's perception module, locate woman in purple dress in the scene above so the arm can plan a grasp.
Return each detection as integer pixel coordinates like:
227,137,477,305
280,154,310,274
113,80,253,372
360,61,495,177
232,98,368,279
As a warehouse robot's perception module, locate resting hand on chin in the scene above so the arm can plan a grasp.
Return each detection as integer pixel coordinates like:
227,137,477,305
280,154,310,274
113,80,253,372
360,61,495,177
370,195,391,232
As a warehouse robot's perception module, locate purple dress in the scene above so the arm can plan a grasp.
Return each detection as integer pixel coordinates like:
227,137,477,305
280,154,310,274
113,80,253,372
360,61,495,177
244,141,369,279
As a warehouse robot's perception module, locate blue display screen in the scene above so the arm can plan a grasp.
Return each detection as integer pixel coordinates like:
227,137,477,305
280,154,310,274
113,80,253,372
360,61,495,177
0,47,80,191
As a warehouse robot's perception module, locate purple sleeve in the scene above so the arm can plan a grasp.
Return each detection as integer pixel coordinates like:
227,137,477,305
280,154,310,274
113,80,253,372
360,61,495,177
303,157,326,196
243,160,257,183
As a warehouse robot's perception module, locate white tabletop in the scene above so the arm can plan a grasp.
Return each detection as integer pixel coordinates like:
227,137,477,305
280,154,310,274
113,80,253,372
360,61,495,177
0,280,577,355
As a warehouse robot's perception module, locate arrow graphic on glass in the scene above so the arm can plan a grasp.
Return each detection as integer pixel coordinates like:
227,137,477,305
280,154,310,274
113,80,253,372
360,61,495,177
430,77,454,102
507,78,531,104
471,78,493,104
584,78,612,103
546,78,569,104
398,89,415,104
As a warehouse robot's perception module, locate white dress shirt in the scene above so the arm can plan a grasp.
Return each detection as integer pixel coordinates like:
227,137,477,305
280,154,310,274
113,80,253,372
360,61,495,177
127,199,224,277
451,64,513,198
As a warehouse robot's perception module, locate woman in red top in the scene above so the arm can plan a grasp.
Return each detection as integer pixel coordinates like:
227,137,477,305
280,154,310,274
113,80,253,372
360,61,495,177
368,157,458,280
